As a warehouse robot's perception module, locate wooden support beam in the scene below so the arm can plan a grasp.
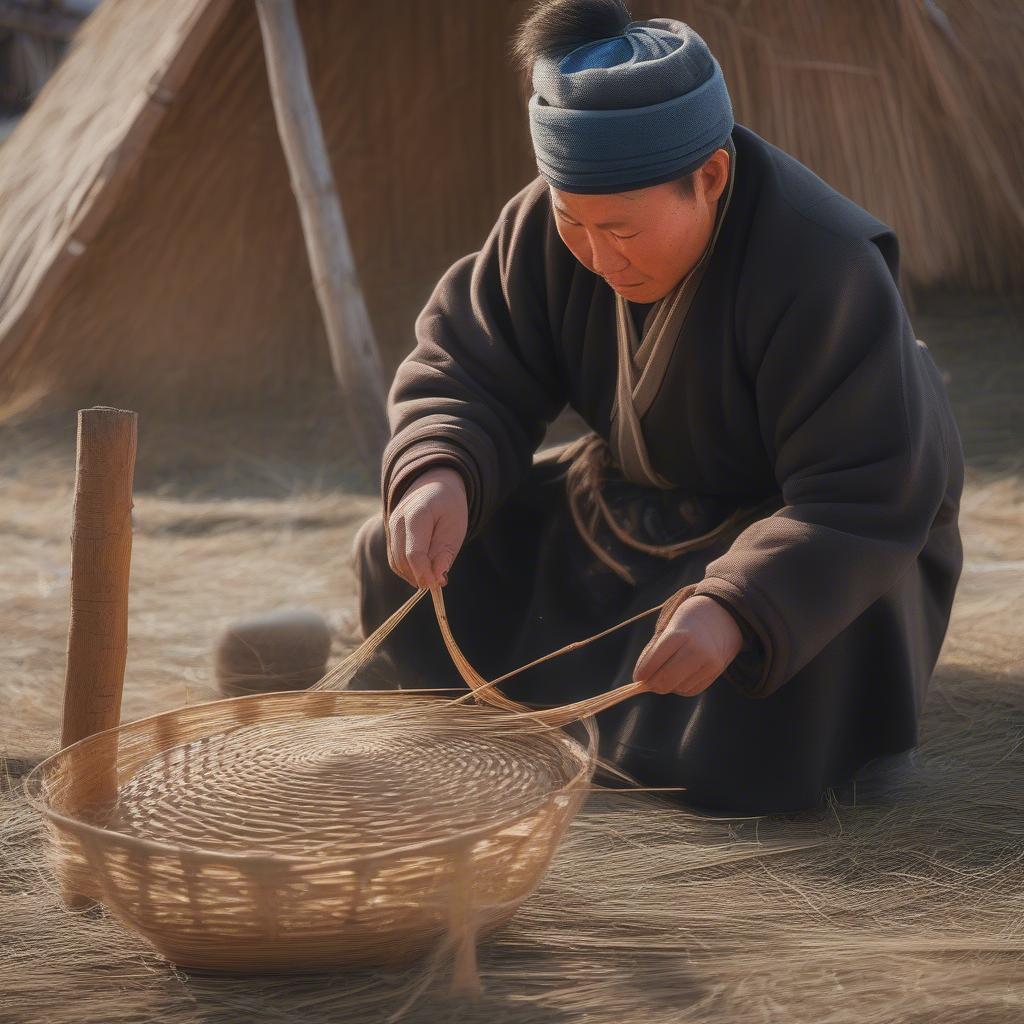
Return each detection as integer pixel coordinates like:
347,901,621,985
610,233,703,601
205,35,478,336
255,0,390,471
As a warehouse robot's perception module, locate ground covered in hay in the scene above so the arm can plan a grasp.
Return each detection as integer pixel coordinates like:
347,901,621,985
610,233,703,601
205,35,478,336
1,294,1022,1023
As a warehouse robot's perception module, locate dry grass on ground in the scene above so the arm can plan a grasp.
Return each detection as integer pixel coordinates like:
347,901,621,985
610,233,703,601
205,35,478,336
0,295,1021,1023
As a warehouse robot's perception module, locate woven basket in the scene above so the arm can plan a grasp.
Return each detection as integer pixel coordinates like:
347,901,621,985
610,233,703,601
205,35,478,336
25,687,596,975
25,408,627,987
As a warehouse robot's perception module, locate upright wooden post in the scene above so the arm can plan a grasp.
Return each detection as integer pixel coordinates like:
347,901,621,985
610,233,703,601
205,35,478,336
255,0,390,470
59,406,137,908
60,407,137,752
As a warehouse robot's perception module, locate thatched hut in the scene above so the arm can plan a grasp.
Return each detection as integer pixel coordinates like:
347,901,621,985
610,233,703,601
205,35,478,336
0,0,1020,417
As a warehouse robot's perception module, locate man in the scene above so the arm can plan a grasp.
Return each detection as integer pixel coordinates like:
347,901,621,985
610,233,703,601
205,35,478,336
352,0,964,814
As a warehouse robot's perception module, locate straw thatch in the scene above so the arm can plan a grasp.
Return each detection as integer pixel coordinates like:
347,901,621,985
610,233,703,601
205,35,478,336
0,0,1021,418
651,0,1024,295
0,0,535,417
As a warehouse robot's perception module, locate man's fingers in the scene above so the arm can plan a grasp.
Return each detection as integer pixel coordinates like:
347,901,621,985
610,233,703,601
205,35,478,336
388,514,427,589
430,550,454,586
426,508,465,588
427,539,458,587
386,468,467,590
387,515,412,584
634,629,685,683
641,647,688,694
385,498,436,590
646,649,720,696
643,647,707,695
390,517,459,591
405,545,435,590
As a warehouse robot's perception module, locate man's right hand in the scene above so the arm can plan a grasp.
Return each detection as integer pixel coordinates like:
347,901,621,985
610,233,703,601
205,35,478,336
386,467,469,589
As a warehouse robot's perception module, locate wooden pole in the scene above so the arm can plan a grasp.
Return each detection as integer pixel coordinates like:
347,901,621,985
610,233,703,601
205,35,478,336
255,0,390,470
58,406,137,908
60,407,136,749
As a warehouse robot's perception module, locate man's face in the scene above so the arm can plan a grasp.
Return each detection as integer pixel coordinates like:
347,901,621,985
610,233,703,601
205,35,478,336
549,151,728,304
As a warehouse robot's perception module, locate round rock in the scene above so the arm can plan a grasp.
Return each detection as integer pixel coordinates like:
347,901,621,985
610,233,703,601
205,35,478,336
215,609,333,696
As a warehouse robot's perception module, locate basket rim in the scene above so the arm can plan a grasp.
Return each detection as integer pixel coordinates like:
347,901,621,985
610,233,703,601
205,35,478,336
23,687,598,868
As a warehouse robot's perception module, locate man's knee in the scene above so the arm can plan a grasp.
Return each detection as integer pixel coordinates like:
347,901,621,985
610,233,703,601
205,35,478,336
352,514,391,638
352,513,387,581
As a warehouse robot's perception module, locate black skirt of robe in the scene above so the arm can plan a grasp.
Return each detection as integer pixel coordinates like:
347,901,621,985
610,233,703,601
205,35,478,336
352,443,959,815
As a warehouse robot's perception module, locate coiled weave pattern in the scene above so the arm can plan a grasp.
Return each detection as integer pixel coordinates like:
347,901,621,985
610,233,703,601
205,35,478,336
26,606,597,986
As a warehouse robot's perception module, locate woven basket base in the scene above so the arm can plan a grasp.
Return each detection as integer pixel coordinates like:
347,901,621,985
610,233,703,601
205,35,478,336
28,689,596,974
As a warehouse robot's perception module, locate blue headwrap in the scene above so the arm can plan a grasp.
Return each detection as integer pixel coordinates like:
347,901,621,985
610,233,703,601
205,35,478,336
528,18,733,194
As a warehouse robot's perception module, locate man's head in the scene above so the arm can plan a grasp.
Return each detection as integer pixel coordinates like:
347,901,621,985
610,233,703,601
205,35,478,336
548,149,730,303
514,0,734,301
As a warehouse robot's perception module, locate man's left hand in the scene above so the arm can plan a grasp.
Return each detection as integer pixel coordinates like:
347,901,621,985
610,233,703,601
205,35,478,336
633,595,743,697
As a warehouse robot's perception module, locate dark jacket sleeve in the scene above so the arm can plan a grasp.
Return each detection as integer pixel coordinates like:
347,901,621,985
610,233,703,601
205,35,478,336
691,238,954,696
381,182,568,534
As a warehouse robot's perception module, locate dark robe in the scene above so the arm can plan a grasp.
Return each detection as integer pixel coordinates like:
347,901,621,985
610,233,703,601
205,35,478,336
352,123,964,815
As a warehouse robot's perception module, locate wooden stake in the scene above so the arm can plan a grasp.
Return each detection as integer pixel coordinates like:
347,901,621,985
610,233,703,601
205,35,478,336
255,0,390,470
60,407,137,750
58,407,137,908
60,408,135,762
